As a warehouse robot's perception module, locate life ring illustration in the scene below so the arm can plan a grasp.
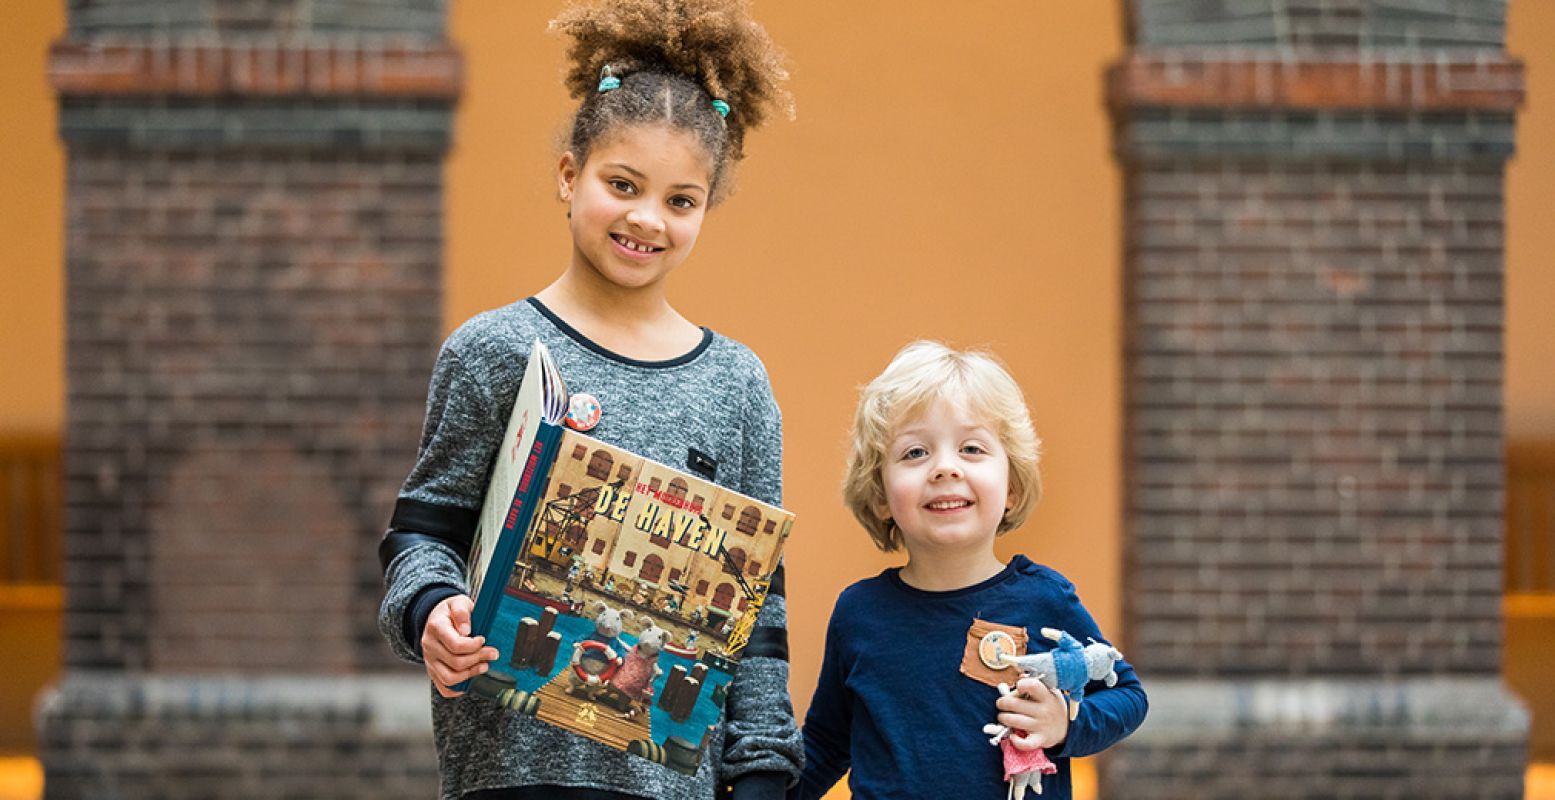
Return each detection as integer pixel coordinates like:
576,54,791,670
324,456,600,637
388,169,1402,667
571,639,622,684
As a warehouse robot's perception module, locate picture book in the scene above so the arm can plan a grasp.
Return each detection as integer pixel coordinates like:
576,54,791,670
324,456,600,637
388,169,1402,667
460,339,794,776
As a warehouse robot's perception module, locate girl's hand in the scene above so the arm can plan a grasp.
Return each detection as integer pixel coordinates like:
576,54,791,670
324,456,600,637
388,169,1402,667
421,594,499,697
996,677,1071,751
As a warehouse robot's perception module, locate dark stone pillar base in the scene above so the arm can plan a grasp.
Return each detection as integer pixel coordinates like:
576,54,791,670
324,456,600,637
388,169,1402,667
1101,678,1528,799
38,673,438,799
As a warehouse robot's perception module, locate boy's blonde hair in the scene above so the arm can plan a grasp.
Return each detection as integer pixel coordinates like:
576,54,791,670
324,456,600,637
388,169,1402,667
842,341,1042,552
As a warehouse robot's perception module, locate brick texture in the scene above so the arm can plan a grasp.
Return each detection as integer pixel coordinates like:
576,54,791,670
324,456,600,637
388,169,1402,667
1108,0,1527,796
1131,0,1508,49
61,149,440,674
66,0,449,38
1126,160,1507,676
41,1,453,796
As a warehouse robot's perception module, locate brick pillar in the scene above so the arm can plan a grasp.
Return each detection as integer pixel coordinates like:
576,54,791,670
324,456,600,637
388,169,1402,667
39,2,457,796
1107,2,1527,797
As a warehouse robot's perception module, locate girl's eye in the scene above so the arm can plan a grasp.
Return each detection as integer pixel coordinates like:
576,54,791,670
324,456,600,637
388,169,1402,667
902,446,928,461
609,179,636,194
668,195,697,210
961,444,989,455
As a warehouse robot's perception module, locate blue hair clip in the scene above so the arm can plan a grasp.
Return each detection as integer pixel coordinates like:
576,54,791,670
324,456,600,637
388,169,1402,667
598,65,621,93
711,99,730,118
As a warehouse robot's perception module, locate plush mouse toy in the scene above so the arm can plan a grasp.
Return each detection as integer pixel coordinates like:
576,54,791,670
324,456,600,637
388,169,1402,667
981,627,1126,798
999,627,1124,722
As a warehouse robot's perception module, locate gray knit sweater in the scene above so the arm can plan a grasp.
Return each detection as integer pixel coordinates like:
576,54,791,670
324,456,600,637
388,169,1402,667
378,298,801,800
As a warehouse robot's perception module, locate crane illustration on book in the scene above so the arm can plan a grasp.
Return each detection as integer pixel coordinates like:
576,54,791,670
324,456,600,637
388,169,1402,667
460,339,794,775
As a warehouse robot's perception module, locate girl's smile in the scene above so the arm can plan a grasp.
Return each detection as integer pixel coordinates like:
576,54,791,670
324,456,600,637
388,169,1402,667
609,232,665,255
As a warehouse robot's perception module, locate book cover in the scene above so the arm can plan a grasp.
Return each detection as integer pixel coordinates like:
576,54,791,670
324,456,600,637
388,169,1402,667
461,340,794,776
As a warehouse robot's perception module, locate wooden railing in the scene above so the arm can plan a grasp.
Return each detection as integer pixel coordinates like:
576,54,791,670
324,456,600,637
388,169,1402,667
1507,442,1555,598
0,436,62,586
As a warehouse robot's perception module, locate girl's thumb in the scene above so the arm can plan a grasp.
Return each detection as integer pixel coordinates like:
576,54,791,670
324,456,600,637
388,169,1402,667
450,596,473,636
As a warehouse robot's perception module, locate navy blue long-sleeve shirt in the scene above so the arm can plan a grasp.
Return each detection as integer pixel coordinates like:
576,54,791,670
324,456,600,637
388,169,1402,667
793,556,1147,800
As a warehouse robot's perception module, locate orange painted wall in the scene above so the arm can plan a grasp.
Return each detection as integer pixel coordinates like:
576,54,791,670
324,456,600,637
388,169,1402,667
0,2,65,436
1507,0,1555,443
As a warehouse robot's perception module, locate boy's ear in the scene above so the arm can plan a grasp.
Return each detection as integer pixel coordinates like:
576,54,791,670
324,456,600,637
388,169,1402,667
557,151,579,201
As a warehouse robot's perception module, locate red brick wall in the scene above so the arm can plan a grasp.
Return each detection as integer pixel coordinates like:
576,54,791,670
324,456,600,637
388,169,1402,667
43,2,455,795
1124,159,1507,676
1106,0,1528,796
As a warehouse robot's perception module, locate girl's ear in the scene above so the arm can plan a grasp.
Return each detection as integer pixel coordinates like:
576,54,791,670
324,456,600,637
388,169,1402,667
557,151,579,202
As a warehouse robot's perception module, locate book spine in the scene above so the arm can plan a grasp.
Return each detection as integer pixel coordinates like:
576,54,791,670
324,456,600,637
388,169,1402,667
456,421,563,692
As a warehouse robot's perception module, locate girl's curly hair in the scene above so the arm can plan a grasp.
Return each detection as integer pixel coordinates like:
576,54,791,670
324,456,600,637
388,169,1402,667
550,0,792,203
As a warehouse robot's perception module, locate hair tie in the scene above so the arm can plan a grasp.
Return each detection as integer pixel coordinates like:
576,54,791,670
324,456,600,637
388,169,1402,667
597,65,621,93
711,99,730,118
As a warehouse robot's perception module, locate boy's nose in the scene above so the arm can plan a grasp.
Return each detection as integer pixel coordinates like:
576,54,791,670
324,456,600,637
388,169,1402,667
931,462,963,480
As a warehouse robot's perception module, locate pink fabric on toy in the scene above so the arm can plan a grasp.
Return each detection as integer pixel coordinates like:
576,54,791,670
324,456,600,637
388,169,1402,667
612,648,657,699
1000,737,1057,782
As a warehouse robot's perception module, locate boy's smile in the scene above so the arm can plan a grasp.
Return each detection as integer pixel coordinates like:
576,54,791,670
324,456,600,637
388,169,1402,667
877,399,1013,558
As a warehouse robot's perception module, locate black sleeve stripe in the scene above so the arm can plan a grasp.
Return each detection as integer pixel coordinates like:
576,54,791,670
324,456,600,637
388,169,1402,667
743,624,788,661
390,497,479,543
379,498,479,572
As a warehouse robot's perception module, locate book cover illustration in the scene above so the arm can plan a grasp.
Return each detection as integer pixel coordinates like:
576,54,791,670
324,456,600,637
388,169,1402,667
463,340,793,776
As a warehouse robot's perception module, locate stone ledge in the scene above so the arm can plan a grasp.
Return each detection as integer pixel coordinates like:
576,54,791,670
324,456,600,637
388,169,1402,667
38,673,439,799
50,40,461,100
1109,53,1524,113
1100,676,1528,799
38,672,433,734
1125,676,1528,741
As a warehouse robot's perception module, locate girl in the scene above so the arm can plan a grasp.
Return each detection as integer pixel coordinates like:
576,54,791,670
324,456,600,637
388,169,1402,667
376,2,800,798
793,342,1148,800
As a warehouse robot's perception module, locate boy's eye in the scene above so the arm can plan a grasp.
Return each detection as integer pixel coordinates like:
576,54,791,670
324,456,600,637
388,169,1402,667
902,446,929,460
961,444,989,455
609,178,636,194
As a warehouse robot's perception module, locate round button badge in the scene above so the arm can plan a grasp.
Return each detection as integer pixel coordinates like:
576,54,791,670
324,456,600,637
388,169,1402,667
978,630,1018,670
565,392,602,432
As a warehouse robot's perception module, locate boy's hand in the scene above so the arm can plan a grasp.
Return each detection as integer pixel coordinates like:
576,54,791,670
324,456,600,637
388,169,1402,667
996,677,1070,751
421,594,499,697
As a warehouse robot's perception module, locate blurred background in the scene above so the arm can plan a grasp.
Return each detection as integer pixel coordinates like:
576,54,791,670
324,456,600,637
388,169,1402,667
1,0,1552,798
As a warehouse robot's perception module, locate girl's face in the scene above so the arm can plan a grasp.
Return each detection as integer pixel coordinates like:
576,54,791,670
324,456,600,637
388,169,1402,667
877,398,1013,557
558,124,714,296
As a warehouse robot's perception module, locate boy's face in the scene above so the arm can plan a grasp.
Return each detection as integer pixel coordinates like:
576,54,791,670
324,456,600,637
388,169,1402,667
877,398,1012,556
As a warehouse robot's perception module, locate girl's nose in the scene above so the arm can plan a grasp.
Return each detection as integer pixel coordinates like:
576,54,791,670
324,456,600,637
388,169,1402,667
931,461,963,480
626,205,665,234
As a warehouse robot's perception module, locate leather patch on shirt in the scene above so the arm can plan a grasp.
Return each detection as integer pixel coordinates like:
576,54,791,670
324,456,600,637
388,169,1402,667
960,618,1028,688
